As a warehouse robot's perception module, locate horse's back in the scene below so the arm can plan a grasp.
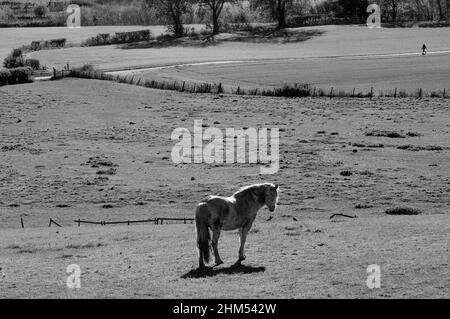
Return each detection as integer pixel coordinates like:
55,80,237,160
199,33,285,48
196,195,231,225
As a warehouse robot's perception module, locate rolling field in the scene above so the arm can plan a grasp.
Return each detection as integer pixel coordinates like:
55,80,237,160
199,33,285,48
24,25,450,92
0,214,448,298
0,24,203,59
1,23,450,298
0,79,449,297
130,52,450,92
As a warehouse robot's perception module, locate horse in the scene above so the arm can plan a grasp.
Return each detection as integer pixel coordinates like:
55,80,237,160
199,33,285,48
195,183,279,269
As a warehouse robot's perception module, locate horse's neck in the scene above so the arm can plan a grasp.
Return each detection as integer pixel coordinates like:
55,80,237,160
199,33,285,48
232,194,264,215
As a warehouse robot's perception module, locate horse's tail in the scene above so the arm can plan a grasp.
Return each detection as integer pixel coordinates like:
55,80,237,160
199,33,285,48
195,204,210,265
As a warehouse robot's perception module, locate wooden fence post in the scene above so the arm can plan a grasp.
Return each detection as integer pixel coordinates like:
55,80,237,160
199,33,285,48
330,87,333,99
394,88,397,98
21,217,24,229
53,68,56,78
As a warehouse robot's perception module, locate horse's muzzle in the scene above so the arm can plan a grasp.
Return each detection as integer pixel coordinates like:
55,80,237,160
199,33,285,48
269,207,275,212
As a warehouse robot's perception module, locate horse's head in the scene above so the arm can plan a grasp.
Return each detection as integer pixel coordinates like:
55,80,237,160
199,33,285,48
264,183,279,212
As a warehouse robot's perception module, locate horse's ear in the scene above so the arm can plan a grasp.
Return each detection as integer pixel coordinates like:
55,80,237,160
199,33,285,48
274,184,279,190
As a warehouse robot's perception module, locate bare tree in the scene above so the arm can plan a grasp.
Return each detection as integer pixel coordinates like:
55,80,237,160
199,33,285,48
436,0,444,20
251,0,294,29
200,0,234,35
145,0,192,37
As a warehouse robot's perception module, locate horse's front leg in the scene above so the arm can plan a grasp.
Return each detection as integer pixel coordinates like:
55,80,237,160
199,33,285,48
236,223,252,264
212,228,224,266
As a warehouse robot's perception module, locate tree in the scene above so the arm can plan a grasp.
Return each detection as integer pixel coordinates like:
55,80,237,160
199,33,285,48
145,0,192,37
200,0,234,35
337,0,369,20
251,0,294,29
436,0,443,20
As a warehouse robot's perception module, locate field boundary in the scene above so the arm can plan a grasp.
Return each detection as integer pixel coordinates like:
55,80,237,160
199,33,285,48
17,217,195,229
63,68,450,99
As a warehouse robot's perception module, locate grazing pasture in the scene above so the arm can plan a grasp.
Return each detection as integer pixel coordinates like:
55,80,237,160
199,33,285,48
0,79,449,298
1,79,449,229
25,25,450,92
1,22,449,298
0,214,448,298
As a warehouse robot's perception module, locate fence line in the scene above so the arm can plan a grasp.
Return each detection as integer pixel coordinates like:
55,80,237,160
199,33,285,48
18,217,195,228
74,217,195,226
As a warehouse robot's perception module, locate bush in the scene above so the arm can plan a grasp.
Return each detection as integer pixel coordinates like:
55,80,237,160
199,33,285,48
27,39,66,51
3,49,25,68
111,30,152,44
82,30,152,46
0,67,33,85
34,5,49,18
48,38,66,47
25,59,40,70
0,69,11,86
9,67,33,84
385,207,422,215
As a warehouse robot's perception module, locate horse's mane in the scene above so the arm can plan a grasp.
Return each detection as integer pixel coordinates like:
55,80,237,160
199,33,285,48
233,183,273,198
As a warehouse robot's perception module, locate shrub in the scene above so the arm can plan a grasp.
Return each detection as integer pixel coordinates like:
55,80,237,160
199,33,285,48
0,69,11,86
34,5,49,18
82,30,152,46
74,64,95,73
385,207,422,215
8,67,33,84
3,49,25,68
27,39,66,51
48,38,66,47
111,30,152,44
25,59,40,70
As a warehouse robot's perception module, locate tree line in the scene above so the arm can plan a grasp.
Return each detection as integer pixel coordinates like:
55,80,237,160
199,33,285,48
145,0,450,37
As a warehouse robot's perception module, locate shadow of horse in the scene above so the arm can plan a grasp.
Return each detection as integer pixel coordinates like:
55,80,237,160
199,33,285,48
181,264,266,279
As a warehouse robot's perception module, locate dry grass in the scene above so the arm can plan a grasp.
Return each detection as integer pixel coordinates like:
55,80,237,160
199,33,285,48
0,215,448,298
0,79,449,298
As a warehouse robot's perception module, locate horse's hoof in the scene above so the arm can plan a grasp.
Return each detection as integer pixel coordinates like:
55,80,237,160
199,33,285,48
215,260,224,267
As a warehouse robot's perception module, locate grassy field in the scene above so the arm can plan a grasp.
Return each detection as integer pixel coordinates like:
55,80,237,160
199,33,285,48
0,79,449,298
1,79,449,228
1,23,449,298
0,25,203,59
21,25,450,92
0,214,448,298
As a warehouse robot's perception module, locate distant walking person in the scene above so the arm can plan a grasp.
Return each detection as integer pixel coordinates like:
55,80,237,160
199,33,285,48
422,44,427,55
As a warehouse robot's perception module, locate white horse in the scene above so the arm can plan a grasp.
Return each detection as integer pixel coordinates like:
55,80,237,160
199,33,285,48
195,183,279,269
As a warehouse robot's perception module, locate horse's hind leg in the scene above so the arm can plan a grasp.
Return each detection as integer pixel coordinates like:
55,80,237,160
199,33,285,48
212,228,224,266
